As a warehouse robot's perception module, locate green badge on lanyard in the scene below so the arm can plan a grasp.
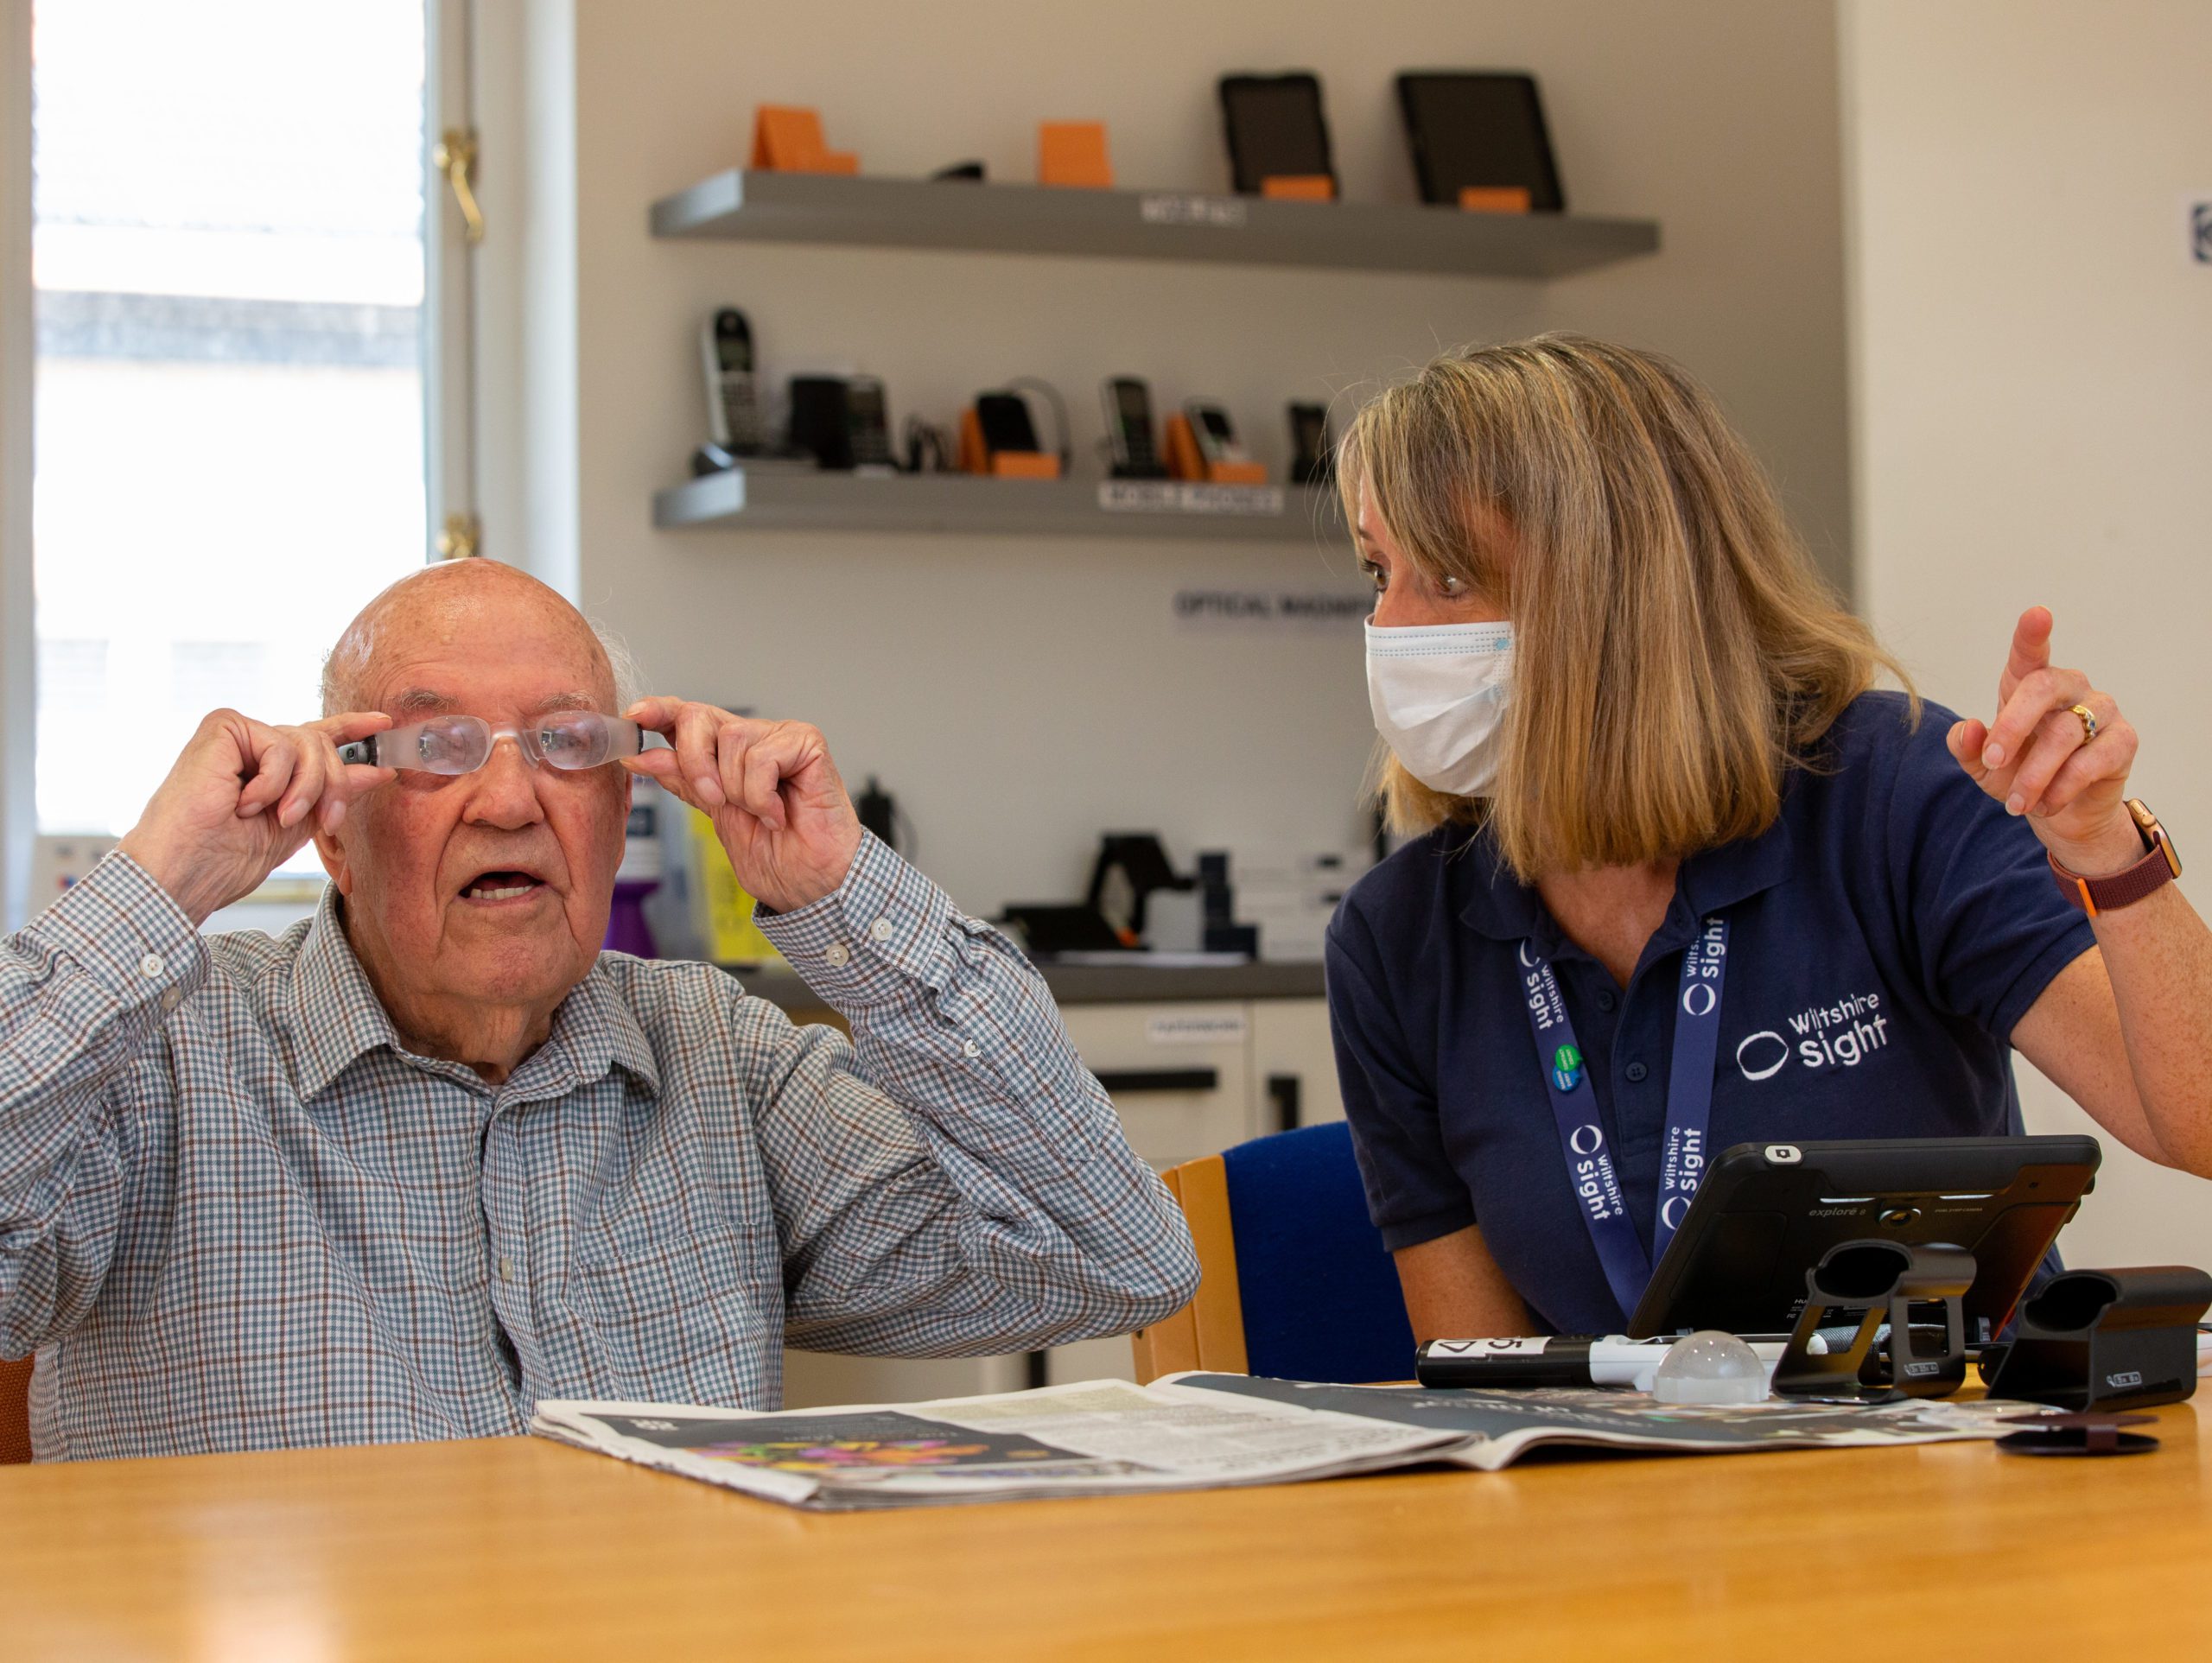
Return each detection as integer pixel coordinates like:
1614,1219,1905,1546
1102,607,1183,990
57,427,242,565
1552,1044,1586,1093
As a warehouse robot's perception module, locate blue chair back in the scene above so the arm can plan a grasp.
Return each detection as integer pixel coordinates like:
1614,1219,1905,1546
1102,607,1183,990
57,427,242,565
1220,1121,1417,1383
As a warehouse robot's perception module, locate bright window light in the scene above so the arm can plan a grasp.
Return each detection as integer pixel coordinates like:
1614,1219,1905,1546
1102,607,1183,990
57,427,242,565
30,0,431,873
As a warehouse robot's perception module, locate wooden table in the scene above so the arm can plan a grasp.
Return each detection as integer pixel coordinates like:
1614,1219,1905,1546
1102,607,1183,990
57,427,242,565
3,1399,2207,1661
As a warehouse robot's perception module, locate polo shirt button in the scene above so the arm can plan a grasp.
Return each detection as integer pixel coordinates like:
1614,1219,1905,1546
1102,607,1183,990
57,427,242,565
871,917,893,943
1625,1061,1649,1083
1596,990,1618,1013
138,952,164,980
824,943,851,968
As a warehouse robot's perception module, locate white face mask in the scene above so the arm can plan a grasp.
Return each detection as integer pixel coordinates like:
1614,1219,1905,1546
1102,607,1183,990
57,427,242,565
1365,619,1515,797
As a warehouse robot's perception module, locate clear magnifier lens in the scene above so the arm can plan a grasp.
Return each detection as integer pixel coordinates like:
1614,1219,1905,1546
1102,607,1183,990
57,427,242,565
411,715,494,775
531,712,616,771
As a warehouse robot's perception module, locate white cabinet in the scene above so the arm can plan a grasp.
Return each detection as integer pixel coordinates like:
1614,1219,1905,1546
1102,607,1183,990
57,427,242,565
1250,998,1345,1127
1057,1001,1260,1166
778,994,1339,1406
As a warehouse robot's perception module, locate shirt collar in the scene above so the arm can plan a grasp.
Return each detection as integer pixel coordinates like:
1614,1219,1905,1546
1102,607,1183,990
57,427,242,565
283,885,661,1101
1454,804,1796,948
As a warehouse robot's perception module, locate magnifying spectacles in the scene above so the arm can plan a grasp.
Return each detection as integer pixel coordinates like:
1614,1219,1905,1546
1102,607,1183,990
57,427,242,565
338,712,658,776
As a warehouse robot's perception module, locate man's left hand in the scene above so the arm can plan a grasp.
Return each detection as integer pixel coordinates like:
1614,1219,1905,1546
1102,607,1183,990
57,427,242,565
621,697,863,913
1946,606,2146,878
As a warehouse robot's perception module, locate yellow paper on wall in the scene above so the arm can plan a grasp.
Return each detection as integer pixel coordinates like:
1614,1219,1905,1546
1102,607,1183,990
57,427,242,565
690,808,782,964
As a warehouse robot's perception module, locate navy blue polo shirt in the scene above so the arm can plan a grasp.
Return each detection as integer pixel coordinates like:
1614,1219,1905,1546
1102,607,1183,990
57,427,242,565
1325,691,2097,1336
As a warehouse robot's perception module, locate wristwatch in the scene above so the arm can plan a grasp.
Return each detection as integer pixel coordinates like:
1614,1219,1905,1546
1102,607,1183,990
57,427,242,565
2050,799,2183,917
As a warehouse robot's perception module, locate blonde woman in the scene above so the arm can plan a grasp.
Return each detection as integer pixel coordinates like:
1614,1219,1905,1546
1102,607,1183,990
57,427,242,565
1325,334,2212,1341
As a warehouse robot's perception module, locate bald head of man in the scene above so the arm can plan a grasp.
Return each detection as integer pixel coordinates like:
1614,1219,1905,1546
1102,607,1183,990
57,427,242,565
308,561,638,1075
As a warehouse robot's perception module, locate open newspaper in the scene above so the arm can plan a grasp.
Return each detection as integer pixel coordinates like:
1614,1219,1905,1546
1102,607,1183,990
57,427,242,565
529,1373,2032,1512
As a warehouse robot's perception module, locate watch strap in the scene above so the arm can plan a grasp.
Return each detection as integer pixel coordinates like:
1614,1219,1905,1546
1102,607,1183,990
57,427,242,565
2050,803,2181,917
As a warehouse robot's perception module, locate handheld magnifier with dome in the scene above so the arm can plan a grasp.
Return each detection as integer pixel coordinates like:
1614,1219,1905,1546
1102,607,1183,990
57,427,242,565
339,712,663,775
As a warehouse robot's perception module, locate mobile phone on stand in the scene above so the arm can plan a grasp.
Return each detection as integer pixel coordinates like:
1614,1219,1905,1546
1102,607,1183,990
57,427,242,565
975,391,1043,454
845,376,897,473
1217,73,1336,196
1102,377,1167,479
1184,400,1250,468
1288,401,1332,485
701,308,762,453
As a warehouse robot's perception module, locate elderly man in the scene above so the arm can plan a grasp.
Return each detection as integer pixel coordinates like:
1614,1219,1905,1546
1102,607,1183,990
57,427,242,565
0,561,1198,1461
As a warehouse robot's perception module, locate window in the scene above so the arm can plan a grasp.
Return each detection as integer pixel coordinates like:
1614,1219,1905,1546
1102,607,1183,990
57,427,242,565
29,0,457,865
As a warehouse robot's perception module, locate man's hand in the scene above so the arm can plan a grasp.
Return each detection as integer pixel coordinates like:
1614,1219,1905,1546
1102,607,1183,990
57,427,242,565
117,709,397,925
1945,606,2145,878
621,698,863,914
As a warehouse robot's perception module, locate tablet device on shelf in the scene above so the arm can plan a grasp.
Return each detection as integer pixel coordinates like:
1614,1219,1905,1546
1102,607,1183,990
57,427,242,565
1626,1136,2102,1342
1218,73,1335,197
1395,72,1565,212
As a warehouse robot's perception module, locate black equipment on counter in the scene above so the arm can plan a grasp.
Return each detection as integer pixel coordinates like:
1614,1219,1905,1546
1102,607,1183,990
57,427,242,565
998,904,1129,956
1979,1266,2212,1412
1087,834,1192,944
1626,1135,2102,1344
855,776,907,856
1769,1238,1975,1402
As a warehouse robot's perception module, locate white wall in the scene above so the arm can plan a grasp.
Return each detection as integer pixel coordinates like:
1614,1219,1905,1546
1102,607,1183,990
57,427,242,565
1842,0,2212,1266
562,0,1853,917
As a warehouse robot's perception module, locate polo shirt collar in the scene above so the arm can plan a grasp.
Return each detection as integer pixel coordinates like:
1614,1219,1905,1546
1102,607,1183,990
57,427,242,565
1454,805,1796,947
283,885,661,1101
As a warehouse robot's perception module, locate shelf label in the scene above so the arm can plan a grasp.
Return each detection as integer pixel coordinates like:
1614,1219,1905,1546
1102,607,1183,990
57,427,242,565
1147,1012,1248,1046
1173,589,1370,632
1097,481,1285,517
1138,193,1249,230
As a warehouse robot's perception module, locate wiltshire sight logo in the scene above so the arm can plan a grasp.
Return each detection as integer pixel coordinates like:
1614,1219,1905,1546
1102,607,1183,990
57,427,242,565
1552,1044,1586,1093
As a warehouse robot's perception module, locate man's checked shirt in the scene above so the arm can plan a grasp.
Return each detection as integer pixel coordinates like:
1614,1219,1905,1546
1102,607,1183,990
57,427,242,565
0,835,1198,1460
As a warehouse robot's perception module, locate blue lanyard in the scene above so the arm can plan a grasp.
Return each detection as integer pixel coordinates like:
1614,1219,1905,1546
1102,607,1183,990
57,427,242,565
1518,917,1729,1323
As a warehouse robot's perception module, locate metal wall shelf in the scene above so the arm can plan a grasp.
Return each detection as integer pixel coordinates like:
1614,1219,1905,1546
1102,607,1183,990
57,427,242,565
654,468,1345,543
649,169,1659,279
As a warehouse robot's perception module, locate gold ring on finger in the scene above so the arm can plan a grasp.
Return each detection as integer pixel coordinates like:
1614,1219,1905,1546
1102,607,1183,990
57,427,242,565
2068,702,2098,745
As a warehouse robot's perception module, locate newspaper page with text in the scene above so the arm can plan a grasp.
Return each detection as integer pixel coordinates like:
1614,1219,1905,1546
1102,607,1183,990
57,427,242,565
531,1374,2024,1511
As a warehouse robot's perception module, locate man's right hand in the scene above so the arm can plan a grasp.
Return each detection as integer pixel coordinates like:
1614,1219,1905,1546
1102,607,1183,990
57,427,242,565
116,709,396,925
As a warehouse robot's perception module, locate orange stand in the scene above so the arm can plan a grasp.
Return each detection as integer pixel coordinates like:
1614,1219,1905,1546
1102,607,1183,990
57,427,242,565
1039,122,1113,189
959,408,1062,479
1458,185,1532,214
1163,413,1267,486
1261,174,1336,202
751,106,859,175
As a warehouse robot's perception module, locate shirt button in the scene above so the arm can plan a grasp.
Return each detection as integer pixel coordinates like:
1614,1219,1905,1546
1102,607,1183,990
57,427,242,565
870,917,894,943
1596,989,1618,1013
1625,1061,1649,1083
138,952,165,980
159,987,185,1015
499,1256,514,1283
962,1039,981,1059
824,942,851,968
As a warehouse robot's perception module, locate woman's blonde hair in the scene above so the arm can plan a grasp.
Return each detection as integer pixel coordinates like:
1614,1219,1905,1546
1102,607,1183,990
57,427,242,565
1340,333,1914,881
